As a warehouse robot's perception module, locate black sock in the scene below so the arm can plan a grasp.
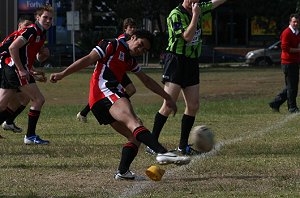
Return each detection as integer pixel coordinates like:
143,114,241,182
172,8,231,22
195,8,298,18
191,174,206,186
0,108,13,125
27,109,41,137
152,112,168,140
179,114,195,149
133,126,167,153
80,104,90,117
6,105,26,125
118,142,138,174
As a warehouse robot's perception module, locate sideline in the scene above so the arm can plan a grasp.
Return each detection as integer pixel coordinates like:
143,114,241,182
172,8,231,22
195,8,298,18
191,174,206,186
118,113,298,198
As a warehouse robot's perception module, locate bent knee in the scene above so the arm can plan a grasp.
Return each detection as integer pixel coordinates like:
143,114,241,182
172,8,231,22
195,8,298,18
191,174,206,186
32,96,45,107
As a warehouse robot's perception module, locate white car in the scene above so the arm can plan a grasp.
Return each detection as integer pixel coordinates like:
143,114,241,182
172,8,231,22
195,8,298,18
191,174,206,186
245,41,281,66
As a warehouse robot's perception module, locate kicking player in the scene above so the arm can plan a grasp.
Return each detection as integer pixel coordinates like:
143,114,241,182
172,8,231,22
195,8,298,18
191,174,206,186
50,30,191,180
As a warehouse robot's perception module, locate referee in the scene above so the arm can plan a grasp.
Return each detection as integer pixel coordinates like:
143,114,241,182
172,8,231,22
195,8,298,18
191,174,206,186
148,0,227,155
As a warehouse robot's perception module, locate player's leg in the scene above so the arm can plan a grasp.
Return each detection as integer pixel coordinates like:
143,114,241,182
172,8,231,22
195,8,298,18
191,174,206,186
3,92,29,132
111,121,141,180
151,52,182,143
19,83,48,144
177,56,200,154
77,103,90,123
179,84,199,153
110,97,190,165
152,82,181,140
0,88,17,137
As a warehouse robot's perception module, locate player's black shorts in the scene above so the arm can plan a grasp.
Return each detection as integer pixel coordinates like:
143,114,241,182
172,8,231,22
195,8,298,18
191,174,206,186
0,63,35,89
121,73,132,87
162,52,199,88
91,92,126,125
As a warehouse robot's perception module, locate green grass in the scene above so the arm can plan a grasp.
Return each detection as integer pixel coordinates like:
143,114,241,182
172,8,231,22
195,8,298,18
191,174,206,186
1,66,300,197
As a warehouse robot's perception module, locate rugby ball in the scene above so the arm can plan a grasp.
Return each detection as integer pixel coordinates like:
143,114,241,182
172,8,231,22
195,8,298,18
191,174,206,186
189,125,214,152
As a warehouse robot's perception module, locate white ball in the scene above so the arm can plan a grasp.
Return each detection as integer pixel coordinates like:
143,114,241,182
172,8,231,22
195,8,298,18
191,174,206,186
189,125,214,152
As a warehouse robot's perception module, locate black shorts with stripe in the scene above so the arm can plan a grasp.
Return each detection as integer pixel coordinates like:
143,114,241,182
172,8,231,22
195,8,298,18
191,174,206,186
162,52,199,88
0,63,35,89
91,92,127,125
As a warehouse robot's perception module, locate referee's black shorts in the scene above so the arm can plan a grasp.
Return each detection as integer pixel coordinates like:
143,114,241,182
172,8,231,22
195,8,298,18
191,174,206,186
162,52,199,88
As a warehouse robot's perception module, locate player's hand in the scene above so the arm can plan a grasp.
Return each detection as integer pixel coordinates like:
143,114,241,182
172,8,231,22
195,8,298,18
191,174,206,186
192,2,201,17
33,74,47,82
18,69,29,81
50,73,63,83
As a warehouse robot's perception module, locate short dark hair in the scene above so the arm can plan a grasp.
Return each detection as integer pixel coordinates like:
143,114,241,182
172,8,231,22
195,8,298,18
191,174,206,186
18,15,33,24
132,29,154,49
123,18,136,30
35,5,54,17
290,13,300,21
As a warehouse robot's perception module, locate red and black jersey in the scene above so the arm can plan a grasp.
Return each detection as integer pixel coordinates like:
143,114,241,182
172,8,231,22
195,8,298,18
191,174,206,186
2,22,46,70
0,30,20,59
89,38,140,107
281,26,300,64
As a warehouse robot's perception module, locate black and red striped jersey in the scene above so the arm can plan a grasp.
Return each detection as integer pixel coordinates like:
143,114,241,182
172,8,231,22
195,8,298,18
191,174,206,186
89,37,140,107
0,30,20,59
1,22,46,71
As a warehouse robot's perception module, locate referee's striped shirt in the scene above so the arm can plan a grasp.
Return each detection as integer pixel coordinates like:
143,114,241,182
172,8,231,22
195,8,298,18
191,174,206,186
166,2,212,58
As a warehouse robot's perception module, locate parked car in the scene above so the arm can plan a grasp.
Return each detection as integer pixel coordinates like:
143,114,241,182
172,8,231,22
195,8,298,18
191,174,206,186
198,45,245,63
37,44,89,67
245,41,281,66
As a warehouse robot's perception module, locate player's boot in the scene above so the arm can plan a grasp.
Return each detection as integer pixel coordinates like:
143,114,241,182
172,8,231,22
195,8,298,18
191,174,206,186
114,170,135,180
156,152,190,165
2,121,23,133
76,112,87,123
24,135,50,145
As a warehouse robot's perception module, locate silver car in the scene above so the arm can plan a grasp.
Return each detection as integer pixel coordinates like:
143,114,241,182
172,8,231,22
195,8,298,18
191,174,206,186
245,41,281,66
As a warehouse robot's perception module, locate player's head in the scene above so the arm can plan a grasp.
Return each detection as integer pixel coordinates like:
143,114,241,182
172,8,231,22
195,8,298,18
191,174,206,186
127,29,153,56
18,15,33,30
289,13,299,29
35,5,54,30
123,18,137,36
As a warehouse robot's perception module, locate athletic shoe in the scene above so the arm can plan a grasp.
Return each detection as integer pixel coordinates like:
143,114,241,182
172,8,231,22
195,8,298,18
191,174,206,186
114,170,135,180
156,152,191,165
177,145,202,155
76,112,87,123
289,107,300,114
268,102,279,112
24,135,49,145
145,146,156,155
2,121,23,133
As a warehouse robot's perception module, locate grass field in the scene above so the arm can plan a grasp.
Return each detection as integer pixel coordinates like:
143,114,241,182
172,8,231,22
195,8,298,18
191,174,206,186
1,66,300,197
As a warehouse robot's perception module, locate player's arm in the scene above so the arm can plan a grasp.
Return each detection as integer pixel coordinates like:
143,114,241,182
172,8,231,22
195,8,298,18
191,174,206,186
134,70,177,116
8,36,27,76
50,50,99,83
182,3,201,42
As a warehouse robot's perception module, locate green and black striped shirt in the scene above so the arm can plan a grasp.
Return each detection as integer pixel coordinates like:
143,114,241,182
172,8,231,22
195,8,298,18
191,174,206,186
166,2,212,58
